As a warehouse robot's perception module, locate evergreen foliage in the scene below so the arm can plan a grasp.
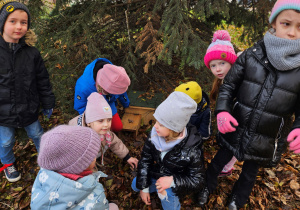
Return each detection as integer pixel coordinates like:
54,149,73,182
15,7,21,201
154,0,228,70
23,0,275,119
228,0,275,44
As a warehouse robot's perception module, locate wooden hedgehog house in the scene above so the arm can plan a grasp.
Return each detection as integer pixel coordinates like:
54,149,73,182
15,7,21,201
121,91,164,136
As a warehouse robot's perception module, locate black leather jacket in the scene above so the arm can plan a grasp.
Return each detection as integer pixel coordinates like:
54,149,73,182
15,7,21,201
0,36,55,127
136,124,205,197
215,39,300,166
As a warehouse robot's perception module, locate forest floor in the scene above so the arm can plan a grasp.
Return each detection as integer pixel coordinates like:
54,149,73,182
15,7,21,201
0,111,299,210
0,63,300,209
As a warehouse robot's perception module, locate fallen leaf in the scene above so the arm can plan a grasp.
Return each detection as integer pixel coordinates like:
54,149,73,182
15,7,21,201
217,196,223,205
285,164,298,174
123,192,132,200
280,195,287,205
263,181,276,191
265,169,276,179
290,180,300,190
13,187,23,192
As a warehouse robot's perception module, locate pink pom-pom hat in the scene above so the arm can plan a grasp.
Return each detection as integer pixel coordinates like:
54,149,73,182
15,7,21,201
204,30,237,69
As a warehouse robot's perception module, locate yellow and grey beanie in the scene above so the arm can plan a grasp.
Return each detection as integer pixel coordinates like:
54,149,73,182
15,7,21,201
0,1,30,33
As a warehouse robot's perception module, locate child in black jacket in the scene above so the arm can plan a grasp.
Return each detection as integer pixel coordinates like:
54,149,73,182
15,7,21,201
198,0,300,209
0,1,55,182
131,91,205,210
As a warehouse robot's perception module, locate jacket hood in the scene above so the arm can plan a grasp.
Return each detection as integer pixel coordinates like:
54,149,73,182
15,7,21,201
24,29,37,46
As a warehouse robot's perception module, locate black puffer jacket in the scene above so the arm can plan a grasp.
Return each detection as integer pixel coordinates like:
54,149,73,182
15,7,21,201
215,40,300,166
0,36,55,128
136,124,205,197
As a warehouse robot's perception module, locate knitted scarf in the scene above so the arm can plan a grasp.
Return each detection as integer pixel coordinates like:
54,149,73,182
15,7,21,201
150,127,186,152
264,30,300,71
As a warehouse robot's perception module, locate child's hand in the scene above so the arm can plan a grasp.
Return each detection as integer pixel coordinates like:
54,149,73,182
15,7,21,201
155,176,173,193
127,157,138,169
217,111,239,134
140,191,151,205
287,128,300,153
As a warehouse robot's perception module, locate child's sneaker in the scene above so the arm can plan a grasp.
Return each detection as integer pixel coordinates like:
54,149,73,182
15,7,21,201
3,163,21,182
218,168,234,177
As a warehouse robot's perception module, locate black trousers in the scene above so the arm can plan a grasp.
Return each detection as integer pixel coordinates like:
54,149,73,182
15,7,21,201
206,147,260,207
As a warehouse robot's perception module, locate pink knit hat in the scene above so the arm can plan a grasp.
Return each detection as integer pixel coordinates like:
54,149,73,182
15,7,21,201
96,64,131,95
38,125,100,174
204,30,237,69
269,0,300,24
85,92,112,124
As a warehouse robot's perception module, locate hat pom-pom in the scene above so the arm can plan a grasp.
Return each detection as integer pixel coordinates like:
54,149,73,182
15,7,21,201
212,30,231,42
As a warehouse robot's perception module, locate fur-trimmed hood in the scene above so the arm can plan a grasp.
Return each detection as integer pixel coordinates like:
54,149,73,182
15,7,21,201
24,29,37,46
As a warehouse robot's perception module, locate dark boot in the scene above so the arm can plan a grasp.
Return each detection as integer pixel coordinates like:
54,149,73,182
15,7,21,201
194,186,210,207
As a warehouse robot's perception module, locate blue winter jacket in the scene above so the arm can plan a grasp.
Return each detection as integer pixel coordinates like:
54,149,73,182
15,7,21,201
30,168,109,210
189,91,212,140
74,58,130,115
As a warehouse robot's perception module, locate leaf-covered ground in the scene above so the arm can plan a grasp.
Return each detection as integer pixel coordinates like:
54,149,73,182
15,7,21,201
0,112,299,210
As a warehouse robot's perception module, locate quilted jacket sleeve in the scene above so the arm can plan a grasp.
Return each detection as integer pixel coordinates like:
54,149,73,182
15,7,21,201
215,50,247,115
35,50,55,109
109,132,129,159
136,138,153,190
118,92,130,108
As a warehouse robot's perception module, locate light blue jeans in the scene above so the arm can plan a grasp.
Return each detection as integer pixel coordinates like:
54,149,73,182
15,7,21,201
0,120,43,164
131,177,181,210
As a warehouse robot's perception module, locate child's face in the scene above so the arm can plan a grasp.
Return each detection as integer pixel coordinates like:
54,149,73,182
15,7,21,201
96,84,109,95
209,60,232,80
154,121,170,137
2,10,28,43
272,10,300,40
87,118,112,135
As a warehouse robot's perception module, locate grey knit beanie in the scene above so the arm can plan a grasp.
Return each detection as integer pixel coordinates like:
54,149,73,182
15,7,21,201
38,125,101,174
0,1,30,33
153,91,197,132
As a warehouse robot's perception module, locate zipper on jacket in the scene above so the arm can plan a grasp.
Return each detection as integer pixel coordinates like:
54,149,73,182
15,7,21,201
272,118,284,161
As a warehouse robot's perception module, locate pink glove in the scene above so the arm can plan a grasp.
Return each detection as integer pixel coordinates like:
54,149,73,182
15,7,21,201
217,112,239,134
287,128,300,154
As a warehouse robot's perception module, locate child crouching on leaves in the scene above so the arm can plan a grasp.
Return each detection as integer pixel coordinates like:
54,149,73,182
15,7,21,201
30,125,118,210
69,92,138,168
131,92,205,210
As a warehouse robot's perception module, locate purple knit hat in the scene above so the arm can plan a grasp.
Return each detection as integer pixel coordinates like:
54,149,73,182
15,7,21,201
269,0,300,24
85,92,112,124
38,125,101,174
96,64,131,95
204,30,237,69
